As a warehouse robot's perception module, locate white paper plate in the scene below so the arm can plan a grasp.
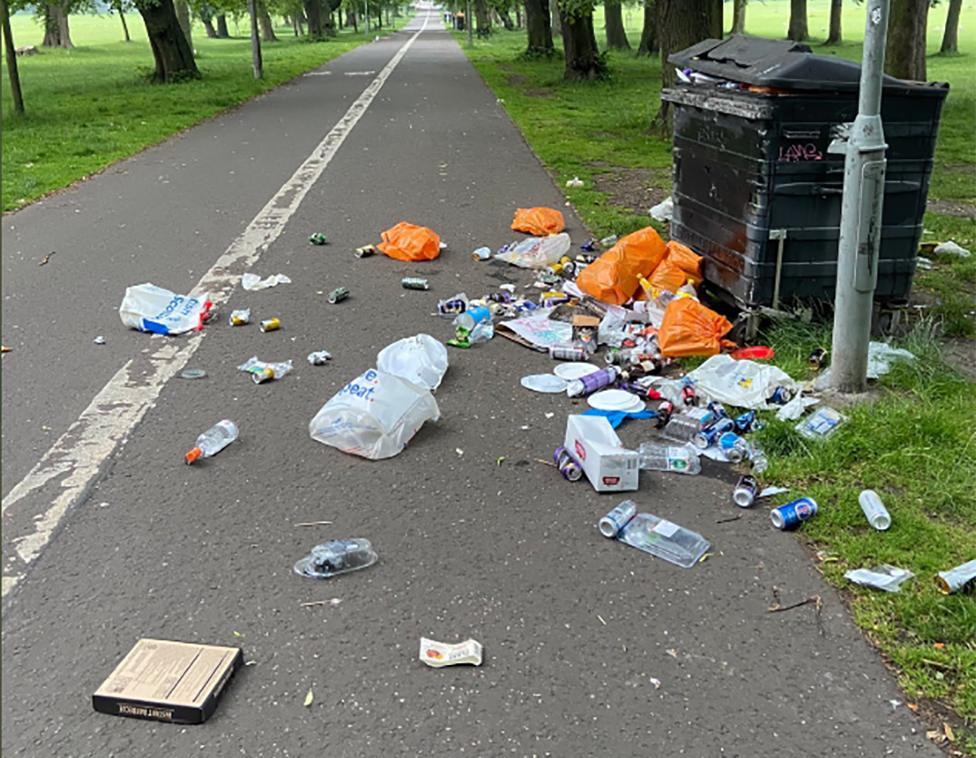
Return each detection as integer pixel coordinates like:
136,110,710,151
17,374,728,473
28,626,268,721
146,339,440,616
587,389,645,412
520,374,569,394
553,362,601,381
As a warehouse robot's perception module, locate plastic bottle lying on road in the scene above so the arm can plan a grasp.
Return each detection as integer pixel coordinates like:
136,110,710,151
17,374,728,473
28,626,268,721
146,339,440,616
638,442,701,475
185,420,238,465
657,413,701,443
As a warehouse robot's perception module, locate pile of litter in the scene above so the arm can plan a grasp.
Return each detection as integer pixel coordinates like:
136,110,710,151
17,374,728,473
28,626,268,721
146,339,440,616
99,209,964,726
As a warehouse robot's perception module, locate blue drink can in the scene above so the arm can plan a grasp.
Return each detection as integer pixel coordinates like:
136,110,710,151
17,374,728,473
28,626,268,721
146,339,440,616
719,431,750,463
693,417,734,449
770,497,818,530
769,386,793,405
734,410,757,433
599,500,638,538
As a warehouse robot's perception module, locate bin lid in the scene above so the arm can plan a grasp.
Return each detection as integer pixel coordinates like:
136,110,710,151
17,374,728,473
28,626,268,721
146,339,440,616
668,35,946,95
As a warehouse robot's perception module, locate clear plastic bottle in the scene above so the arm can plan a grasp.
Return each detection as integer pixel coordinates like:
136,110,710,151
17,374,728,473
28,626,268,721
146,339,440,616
750,444,769,474
638,442,701,475
185,420,239,464
565,366,618,398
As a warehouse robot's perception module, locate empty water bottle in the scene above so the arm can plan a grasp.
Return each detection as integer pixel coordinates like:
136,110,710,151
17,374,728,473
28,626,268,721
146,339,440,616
858,489,892,531
638,442,701,475
185,420,238,464
750,444,769,474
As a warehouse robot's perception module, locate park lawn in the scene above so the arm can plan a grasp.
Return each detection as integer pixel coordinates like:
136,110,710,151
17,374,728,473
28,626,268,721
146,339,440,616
457,1,976,747
0,14,392,211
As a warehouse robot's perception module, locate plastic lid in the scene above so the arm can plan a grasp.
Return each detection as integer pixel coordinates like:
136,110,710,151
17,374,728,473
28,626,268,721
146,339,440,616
668,35,948,95
185,447,202,465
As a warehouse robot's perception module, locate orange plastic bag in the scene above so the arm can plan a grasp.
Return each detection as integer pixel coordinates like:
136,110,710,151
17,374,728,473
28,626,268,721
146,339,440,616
575,226,667,306
665,241,703,284
657,298,734,358
647,258,688,294
511,207,565,236
377,222,441,262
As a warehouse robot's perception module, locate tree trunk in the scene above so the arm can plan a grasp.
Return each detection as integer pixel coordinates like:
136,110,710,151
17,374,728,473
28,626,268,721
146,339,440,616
885,0,927,79
215,13,229,36
825,0,841,44
560,8,604,80
604,0,630,50
549,0,560,35
940,0,962,54
304,0,323,38
346,7,356,28
175,0,192,49
655,0,714,129
1,0,25,114
787,0,807,41
322,0,338,36
136,0,200,81
500,8,514,29
524,0,553,55
116,1,132,41
248,0,263,78
42,4,59,46
636,0,657,55
730,0,745,34
515,5,522,28
202,15,217,37
635,0,656,55
258,6,277,40
55,3,72,47
475,0,490,36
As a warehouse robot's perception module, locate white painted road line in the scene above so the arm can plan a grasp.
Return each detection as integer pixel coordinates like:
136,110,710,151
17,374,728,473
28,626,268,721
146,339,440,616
0,13,430,599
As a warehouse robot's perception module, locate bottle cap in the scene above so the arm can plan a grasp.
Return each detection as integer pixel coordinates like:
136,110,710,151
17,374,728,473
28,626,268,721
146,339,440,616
185,447,203,465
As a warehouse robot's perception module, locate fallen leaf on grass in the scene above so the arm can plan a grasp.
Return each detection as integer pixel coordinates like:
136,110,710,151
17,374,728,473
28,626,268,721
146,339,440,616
934,642,946,650
907,703,919,712
927,730,943,743
304,688,314,707
944,723,955,743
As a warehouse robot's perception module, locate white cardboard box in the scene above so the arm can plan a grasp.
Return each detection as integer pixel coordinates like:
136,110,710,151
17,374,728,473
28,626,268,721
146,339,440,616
564,415,639,493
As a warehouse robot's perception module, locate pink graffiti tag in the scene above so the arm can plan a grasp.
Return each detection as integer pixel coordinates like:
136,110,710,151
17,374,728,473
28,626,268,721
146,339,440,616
778,143,824,162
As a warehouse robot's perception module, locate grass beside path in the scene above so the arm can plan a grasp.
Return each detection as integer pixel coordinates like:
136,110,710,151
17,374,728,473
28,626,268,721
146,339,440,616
1,15,390,211
456,2,976,746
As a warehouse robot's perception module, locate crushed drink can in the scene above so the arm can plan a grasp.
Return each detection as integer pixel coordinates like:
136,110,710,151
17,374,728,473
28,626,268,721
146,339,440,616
707,401,729,420
553,446,582,482
769,386,793,405
693,417,735,449
734,410,758,434
308,232,328,245
229,308,251,326
549,346,587,361
598,500,637,538
401,277,430,291
719,432,750,463
935,560,976,595
328,287,350,304
438,298,467,316
732,475,759,508
471,246,492,261
770,497,818,530
354,245,377,258
259,317,281,333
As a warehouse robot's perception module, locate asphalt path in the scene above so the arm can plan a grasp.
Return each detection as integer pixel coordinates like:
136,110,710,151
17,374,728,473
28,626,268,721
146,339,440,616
1,11,944,757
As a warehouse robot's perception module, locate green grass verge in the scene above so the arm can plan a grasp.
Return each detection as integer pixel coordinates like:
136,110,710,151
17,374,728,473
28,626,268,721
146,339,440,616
1,14,391,211
455,0,976,337
456,1,976,744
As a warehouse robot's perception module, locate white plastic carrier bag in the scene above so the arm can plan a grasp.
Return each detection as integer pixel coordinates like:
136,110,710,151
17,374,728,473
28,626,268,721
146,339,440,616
119,283,212,335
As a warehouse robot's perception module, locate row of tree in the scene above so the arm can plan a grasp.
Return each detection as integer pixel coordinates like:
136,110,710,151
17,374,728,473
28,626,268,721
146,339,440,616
457,0,959,87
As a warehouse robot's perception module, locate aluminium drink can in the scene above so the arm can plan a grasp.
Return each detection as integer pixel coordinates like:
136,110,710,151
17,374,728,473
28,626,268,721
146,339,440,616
770,497,818,530
732,475,759,508
553,446,583,482
259,317,281,333
598,501,637,539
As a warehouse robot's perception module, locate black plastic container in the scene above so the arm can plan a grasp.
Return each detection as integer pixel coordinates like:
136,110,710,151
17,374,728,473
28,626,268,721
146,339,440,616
662,36,948,310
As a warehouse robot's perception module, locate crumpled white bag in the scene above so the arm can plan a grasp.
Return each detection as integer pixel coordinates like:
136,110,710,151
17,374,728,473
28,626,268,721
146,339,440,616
687,354,798,410
309,368,440,460
815,341,915,387
495,233,571,269
242,272,291,291
119,283,212,335
376,334,449,391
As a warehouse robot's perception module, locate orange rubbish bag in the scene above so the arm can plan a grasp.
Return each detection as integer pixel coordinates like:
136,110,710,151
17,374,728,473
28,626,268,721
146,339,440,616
575,226,667,306
665,241,703,284
657,298,734,358
511,207,566,236
377,222,442,262
647,258,688,294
